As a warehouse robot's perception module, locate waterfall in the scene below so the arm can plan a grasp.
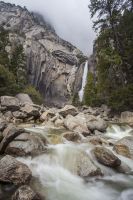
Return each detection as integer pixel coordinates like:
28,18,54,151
79,61,88,102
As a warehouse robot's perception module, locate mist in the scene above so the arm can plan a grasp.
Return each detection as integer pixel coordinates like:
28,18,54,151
3,0,96,55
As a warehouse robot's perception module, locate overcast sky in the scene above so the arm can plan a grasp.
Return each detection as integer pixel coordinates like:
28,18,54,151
3,0,96,55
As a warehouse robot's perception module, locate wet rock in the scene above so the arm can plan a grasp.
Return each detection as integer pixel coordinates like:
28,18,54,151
120,111,133,126
0,155,32,185
77,152,102,177
113,144,131,158
0,127,24,154
0,96,20,111
12,185,41,200
114,136,133,159
5,132,47,157
16,93,33,105
62,132,82,143
59,105,78,117
88,136,108,146
12,111,27,119
20,104,40,118
93,147,121,167
64,113,89,135
86,115,107,132
54,119,64,127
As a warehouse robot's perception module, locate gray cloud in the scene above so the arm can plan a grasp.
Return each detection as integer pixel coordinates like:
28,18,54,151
3,0,96,55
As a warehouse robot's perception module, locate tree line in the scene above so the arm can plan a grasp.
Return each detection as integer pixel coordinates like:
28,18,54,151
84,0,133,111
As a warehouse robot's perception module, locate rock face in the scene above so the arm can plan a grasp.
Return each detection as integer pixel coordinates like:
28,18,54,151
93,147,121,167
0,2,86,106
0,155,32,185
12,185,41,200
120,111,133,126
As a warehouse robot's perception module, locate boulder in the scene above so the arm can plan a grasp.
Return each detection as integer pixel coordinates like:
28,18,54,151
64,113,89,135
16,93,33,105
5,132,47,157
93,147,121,167
86,115,107,132
40,108,58,122
12,185,41,200
62,132,82,143
0,96,20,111
76,152,102,177
88,136,108,146
120,111,133,126
20,104,40,118
114,136,133,159
59,105,78,117
0,155,32,185
12,111,27,119
54,119,64,127
0,127,24,154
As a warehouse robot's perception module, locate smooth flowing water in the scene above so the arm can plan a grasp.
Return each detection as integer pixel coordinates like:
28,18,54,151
79,61,88,102
17,124,133,200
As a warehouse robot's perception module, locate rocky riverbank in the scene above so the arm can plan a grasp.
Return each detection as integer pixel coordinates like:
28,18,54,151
0,94,133,200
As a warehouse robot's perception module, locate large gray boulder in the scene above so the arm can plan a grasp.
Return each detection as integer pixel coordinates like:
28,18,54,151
76,152,102,177
93,147,121,167
20,104,40,118
64,113,89,135
120,111,133,126
16,93,33,105
5,132,47,157
12,185,41,200
0,155,32,185
86,114,107,132
58,105,78,117
0,96,20,111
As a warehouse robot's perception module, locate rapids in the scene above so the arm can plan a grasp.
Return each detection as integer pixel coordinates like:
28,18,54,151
17,124,133,200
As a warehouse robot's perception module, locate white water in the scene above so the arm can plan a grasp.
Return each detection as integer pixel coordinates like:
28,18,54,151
79,61,88,102
105,124,133,140
18,124,133,200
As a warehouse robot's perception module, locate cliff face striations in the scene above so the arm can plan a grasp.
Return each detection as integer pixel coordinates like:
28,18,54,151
0,1,87,107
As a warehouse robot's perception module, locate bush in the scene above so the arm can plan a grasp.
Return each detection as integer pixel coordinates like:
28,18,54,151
23,85,43,105
108,84,133,112
0,65,18,96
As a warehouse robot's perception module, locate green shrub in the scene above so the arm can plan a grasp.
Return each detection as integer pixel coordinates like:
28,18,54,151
0,65,18,96
23,85,43,105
